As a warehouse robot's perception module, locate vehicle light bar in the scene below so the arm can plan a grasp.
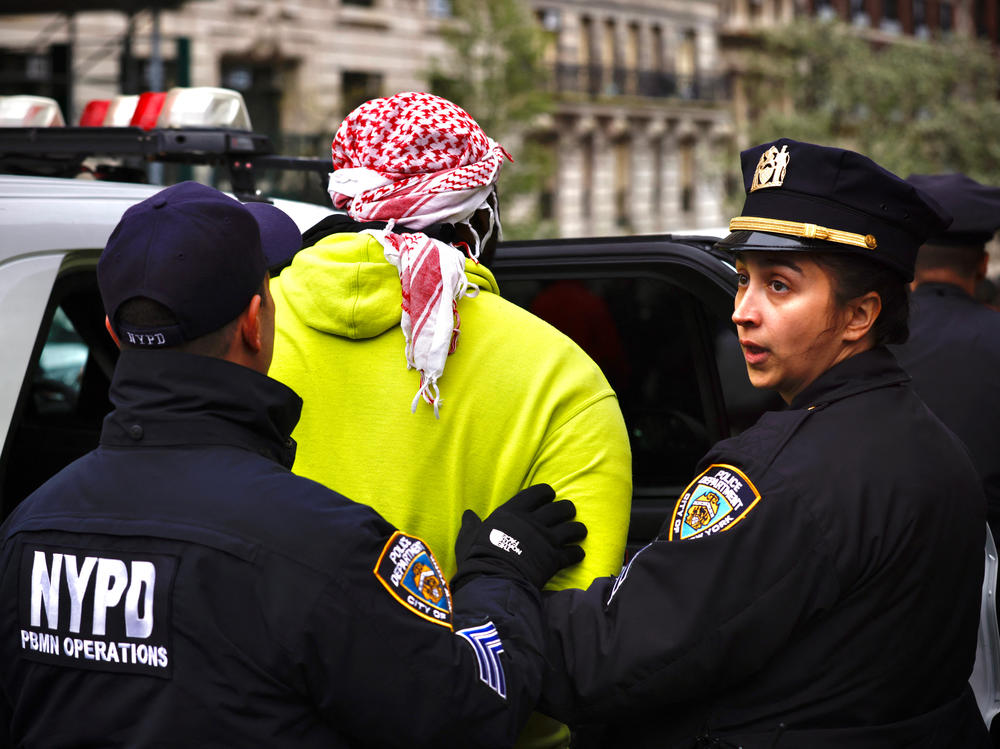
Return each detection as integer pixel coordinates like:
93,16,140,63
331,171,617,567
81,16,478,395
103,95,140,126
130,92,168,131
79,99,111,127
0,126,329,202
0,96,65,127
156,87,252,130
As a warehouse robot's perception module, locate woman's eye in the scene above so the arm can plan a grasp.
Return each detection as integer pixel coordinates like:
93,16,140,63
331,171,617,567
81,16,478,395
736,273,749,287
768,279,789,292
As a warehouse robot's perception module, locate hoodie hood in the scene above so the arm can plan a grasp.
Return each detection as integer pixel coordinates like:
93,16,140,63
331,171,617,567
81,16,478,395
275,230,499,340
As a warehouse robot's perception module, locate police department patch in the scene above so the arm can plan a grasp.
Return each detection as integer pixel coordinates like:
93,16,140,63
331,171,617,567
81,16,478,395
17,544,176,678
374,532,452,629
669,464,762,541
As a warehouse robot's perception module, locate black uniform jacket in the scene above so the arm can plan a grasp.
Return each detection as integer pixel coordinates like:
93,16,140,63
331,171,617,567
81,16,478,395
540,347,989,748
0,350,545,749
891,282,1000,539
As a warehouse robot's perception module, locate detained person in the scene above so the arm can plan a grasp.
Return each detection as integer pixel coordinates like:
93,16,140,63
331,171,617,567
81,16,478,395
533,139,991,748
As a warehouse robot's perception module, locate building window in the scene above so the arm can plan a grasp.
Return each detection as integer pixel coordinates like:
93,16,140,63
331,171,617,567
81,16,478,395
602,19,619,95
625,23,640,95
538,7,560,31
940,0,954,32
342,0,375,6
680,140,695,215
221,59,287,138
652,137,663,227
341,70,383,116
815,0,837,21
614,139,630,230
428,0,451,17
881,0,901,31
676,30,697,99
651,25,664,70
580,15,598,94
913,0,929,36
581,134,594,232
974,0,990,39
850,0,869,26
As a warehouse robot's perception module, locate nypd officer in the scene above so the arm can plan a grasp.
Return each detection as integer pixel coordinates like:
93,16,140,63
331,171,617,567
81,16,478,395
0,182,585,748
890,173,1000,544
535,140,990,748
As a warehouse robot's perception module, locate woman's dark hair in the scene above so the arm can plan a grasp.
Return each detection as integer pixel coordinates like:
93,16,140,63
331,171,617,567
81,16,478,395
811,252,909,346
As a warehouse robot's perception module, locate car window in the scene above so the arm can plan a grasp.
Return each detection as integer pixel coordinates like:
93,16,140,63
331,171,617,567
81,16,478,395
501,275,718,491
1,269,116,518
500,270,781,552
34,307,89,414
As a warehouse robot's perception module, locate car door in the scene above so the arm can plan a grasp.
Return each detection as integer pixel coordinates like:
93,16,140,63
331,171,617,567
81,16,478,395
0,252,117,520
492,235,782,554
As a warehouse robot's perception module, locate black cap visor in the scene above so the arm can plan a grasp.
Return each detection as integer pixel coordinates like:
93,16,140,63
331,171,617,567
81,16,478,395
714,229,914,281
714,229,850,254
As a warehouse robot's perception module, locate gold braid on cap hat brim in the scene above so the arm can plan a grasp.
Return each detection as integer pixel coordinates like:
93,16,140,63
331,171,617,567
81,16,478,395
729,216,878,250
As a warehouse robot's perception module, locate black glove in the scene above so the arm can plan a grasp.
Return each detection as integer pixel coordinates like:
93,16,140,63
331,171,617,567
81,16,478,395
452,484,587,592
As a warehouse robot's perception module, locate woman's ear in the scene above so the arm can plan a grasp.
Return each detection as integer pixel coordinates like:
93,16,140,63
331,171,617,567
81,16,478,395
843,291,882,343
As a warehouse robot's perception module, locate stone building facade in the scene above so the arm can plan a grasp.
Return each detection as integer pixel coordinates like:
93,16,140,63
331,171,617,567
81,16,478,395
0,0,733,237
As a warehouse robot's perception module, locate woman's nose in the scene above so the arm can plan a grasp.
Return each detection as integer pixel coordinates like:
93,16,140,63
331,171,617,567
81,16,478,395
732,288,759,327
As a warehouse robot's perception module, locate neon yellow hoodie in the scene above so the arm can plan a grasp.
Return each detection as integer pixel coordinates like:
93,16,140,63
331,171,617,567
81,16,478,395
270,231,632,746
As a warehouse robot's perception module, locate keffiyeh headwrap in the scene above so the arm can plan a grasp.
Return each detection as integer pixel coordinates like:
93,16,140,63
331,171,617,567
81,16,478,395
327,92,512,417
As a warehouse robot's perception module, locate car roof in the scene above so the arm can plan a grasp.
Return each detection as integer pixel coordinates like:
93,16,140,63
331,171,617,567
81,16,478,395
0,174,334,261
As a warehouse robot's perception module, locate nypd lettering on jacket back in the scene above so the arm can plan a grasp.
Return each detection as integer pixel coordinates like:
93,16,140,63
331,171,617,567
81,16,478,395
18,545,176,678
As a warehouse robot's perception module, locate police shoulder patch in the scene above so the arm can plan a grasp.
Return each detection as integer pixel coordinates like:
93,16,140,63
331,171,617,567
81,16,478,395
374,531,453,629
669,463,762,541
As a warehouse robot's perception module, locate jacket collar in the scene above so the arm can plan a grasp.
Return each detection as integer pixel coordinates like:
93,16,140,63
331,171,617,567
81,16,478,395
789,347,909,411
101,350,303,468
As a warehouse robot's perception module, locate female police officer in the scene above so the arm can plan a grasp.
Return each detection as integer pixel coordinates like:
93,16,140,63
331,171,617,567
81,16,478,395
535,139,992,748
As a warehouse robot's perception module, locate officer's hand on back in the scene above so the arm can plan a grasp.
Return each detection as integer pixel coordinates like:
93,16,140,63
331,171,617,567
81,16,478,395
452,484,587,592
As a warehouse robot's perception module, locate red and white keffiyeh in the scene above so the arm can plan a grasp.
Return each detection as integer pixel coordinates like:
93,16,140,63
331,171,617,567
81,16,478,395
328,92,511,417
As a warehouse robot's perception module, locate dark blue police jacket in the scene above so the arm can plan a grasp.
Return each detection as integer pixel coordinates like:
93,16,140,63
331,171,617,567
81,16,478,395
891,282,1000,541
540,347,990,749
0,350,544,749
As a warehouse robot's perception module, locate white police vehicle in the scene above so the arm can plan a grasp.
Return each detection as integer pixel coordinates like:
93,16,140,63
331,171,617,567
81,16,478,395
0,89,336,520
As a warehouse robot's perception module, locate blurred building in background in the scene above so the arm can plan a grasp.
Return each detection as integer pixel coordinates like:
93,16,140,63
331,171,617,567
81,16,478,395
0,0,734,237
1,0,997,237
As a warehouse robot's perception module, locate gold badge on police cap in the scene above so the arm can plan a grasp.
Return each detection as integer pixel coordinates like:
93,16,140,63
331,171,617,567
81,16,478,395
750,145,790,192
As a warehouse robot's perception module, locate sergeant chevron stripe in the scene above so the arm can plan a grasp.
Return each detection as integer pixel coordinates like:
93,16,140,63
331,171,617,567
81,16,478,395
457,622,506,699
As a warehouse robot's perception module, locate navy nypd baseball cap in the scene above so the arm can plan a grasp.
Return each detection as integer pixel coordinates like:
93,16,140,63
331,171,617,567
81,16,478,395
905,173,1000,248
98,181,302,347
716,138,952,281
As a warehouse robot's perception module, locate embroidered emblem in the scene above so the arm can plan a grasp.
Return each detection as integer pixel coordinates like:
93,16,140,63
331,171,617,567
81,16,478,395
374,532,452,628
18,545,176,678
457,621,507,699
668,464,762,541
750,145,790,192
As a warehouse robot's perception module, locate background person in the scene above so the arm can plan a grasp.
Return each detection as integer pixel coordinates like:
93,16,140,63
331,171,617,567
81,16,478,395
890,173,1000,544
532,140,990,748
0,181,586,749
267,91,632,748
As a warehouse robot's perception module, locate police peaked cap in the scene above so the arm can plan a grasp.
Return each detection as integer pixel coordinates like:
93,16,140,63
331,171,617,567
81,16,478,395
905,173,1000,248
716,138,952,281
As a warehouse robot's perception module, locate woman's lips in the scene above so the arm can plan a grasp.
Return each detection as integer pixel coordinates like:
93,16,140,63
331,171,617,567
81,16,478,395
740,340,769,366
